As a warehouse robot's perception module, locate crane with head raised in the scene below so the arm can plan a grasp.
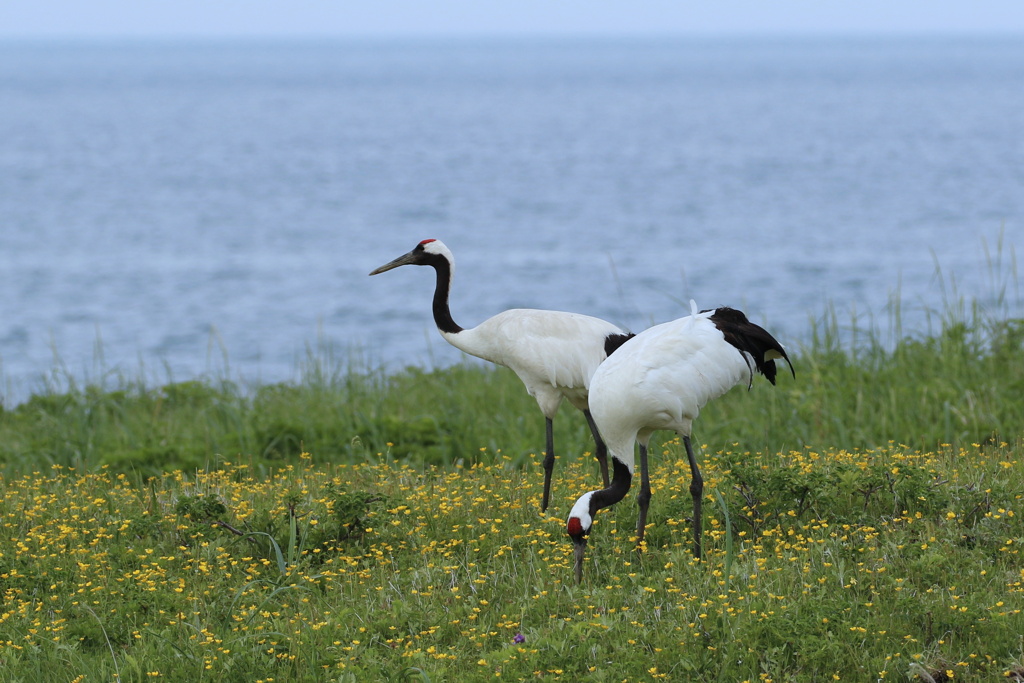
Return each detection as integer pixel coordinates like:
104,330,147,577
370,238,634,511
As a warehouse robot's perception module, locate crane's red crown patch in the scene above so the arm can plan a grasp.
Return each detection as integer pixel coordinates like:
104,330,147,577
419,238,437,245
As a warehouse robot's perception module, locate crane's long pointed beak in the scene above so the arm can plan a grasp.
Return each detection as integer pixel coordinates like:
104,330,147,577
369,251,417,276
572,539,587,584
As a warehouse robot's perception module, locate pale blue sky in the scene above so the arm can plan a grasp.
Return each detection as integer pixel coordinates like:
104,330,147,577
1,0,1023,38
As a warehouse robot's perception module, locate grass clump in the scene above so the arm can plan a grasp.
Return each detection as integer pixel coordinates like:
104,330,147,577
0,363,541,477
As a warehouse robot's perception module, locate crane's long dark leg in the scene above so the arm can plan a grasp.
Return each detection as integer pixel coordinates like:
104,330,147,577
635,443,651,547
540,417,555,512
683,435,704,560
583,409,610,488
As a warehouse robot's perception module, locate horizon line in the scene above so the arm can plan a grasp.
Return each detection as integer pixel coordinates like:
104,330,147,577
2,29,1023,43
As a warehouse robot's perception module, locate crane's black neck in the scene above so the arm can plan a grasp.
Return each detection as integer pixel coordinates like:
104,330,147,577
427,255,463,335
589,456,633,516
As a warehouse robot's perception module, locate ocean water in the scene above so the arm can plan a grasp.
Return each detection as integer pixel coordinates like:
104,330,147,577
0,37,1022,401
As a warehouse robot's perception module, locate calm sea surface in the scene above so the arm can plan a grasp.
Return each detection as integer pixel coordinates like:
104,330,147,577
1,37,1022,401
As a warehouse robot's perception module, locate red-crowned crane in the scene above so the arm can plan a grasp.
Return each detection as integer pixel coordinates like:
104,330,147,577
567,300,793,583
369,239,634,511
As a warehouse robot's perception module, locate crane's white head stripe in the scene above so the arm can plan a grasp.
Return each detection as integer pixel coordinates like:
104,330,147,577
567,492,596,535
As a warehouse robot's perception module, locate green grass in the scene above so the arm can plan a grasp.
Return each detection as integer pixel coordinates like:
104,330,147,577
1,289,1021,476
0,286,1022,681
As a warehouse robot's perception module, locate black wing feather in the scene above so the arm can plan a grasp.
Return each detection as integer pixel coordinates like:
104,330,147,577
705,307,794,385
603,332,636,357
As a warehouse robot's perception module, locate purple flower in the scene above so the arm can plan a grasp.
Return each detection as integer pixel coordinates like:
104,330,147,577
513,633,525,644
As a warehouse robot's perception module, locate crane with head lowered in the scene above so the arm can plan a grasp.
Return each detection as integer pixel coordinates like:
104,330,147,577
567,301,793,583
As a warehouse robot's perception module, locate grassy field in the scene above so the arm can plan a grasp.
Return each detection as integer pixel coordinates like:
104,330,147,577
0,297,1022,681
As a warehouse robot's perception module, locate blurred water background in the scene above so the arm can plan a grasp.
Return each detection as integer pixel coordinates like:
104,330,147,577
0,36,1021,402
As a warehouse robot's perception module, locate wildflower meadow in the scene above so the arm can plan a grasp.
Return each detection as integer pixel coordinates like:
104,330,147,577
0,300,1022,681
0,443,1022,682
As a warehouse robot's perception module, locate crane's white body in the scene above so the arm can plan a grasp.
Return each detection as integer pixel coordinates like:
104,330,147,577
588,306,754,473
442,308,625,419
